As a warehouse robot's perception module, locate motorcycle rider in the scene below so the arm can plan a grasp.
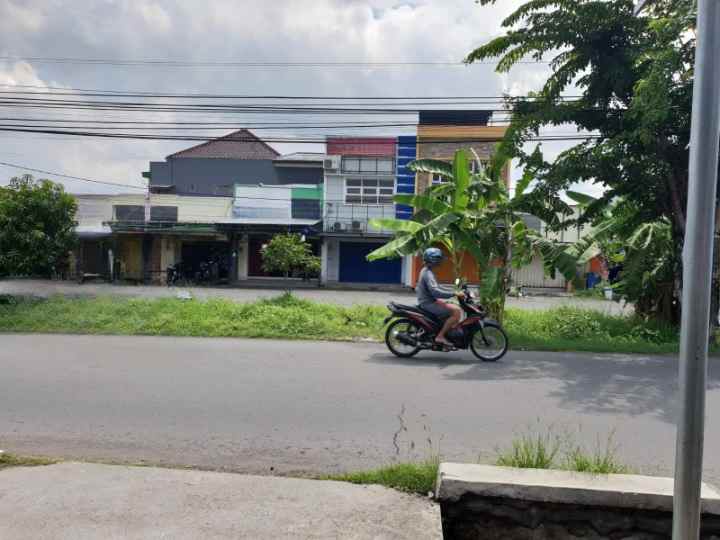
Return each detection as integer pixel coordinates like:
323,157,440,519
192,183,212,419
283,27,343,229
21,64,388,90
416,248,465,348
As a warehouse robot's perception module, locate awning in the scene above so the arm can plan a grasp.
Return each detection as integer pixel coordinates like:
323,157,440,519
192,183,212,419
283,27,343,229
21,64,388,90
75,225,112,238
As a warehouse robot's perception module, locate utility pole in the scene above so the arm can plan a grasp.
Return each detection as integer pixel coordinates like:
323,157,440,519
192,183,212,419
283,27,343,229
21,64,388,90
672,0,720,537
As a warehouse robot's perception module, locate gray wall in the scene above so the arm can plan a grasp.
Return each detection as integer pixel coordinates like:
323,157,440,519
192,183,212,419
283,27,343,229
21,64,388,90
150,158,322,196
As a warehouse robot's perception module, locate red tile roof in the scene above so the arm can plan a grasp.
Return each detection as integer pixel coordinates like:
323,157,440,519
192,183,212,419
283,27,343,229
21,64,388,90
167,129,280,159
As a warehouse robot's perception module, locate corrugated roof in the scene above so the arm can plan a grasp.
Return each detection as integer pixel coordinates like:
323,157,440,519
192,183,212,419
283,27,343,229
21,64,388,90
167,129,280,159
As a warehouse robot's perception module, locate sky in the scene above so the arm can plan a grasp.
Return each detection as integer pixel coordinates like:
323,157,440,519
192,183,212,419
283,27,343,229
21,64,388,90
0,0,593,196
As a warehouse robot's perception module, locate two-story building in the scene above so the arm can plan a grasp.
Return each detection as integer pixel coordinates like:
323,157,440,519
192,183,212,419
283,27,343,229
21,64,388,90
320,136,418,286
104,130,326,284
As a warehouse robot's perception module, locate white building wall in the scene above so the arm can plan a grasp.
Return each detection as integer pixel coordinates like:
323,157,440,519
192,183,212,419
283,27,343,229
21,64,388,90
323,175,395,234
237,234,249,280
147,194,233,222
324,237,340,282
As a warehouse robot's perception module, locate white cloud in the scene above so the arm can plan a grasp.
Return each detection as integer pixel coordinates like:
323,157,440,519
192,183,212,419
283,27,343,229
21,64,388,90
134,2,173,34
0,0,594,196
0,0,47,34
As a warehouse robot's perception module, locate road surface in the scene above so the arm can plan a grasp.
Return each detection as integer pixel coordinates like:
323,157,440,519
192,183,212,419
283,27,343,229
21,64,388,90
1,334,717,484
0,278,631,314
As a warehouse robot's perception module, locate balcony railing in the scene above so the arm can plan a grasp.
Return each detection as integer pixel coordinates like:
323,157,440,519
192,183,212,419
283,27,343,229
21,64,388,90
322,202,398,235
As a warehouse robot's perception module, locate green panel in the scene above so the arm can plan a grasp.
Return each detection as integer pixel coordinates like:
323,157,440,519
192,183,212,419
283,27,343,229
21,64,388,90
292,186,323,201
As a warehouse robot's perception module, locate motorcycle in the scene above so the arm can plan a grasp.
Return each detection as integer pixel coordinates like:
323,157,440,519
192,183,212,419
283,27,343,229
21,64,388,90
383,281,509,362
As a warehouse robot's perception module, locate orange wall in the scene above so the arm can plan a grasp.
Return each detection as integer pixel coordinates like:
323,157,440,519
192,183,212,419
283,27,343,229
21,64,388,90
410,246,481,287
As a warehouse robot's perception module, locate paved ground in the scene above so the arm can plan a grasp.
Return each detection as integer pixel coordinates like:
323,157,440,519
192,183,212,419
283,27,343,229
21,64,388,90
1,334,718,486
0,278,630,314
0,462,441,540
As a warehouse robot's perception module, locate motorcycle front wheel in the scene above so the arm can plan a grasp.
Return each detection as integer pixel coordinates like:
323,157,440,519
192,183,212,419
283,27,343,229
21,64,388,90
470,322,509,362
385,318,422,358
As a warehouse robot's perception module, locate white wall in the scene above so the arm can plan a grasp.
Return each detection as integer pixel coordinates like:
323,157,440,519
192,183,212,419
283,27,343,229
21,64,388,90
237,234,249,280
323,174,395,234
511,255,567,289
324,237,340,282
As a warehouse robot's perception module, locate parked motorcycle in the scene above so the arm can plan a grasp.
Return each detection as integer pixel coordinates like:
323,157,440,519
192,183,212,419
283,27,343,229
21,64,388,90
383,282,509,362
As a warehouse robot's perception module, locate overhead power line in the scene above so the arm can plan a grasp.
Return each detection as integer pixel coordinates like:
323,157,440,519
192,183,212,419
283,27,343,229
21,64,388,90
0,55,551,68
0,160,146,190
0,126,601,144
0,85,578,101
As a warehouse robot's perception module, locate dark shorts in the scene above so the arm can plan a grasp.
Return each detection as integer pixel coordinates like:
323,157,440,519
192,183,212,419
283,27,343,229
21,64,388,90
419,301,452,320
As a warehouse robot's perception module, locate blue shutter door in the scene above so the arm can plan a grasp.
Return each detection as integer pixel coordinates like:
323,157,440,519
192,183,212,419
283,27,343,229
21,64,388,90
338,242,402,283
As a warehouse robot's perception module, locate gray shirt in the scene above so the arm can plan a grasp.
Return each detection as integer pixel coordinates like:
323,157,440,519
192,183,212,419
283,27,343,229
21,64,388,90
416,266,455,306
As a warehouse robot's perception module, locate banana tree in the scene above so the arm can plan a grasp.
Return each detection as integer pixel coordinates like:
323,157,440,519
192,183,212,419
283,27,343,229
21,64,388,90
367,148,577,320
565,192,678,323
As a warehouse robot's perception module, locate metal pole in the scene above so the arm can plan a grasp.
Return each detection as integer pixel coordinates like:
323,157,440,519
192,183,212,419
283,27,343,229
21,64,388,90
673,1,720,537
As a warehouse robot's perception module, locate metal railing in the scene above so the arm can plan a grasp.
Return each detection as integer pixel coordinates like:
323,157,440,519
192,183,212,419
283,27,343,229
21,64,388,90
322,202,398,235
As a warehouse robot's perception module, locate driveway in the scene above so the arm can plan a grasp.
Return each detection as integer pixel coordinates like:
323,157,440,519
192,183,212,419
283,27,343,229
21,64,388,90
0,334,715,485
0,278,630,314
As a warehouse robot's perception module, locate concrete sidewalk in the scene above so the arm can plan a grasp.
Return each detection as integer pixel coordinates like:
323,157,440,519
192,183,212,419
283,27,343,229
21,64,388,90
0,462,441,540
0,278,630,313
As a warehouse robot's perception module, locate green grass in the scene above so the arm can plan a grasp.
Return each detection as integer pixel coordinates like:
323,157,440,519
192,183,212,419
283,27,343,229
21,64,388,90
495,431,562,470
0,293,685,354
0,452,56,470
325,460,439,495
495,427,628,475
505,306,681,354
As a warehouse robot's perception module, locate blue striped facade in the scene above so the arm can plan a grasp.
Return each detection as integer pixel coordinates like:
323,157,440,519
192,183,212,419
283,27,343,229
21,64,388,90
395,135,416,219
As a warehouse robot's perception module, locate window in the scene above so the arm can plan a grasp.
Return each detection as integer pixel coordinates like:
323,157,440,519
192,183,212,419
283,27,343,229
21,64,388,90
342,157,395,174
345,178,395,205
431,160,485,185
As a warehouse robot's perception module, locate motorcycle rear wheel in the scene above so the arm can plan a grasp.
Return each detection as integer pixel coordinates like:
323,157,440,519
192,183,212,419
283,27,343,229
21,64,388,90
385,318,422,358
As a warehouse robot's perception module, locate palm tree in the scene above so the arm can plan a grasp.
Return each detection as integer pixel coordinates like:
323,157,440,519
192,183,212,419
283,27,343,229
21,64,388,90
367,148,576,319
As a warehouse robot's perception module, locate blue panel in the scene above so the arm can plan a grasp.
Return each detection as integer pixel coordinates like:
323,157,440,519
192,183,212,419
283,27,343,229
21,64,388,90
339,242,402,284
397,157,415,167
395,135,417,219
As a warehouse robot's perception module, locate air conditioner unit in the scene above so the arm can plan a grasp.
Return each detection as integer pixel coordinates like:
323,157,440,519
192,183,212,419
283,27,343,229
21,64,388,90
323,156,341,171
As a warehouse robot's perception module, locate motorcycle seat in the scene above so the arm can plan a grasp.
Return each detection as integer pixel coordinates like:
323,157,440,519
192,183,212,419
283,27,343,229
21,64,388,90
390,303,444,323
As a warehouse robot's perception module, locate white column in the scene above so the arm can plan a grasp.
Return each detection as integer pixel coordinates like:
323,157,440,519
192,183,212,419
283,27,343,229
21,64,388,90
321,239,329,284
238,234,249,280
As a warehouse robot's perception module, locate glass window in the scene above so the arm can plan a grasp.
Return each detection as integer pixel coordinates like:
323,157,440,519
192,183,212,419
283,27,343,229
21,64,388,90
360,158,377,172
432,174,446,185
377,158,394,173
344,178,395,205
342,158,360,173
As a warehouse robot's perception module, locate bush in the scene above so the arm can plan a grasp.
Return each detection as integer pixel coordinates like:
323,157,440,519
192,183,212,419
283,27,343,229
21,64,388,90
261,234,320,278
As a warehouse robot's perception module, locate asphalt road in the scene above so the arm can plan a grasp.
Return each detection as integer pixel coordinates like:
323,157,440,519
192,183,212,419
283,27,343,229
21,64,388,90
1,334,718,485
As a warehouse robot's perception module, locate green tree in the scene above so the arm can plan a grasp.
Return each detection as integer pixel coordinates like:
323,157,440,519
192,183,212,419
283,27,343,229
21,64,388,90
567,192,675,319
0,175,77,278
468,0,695,323
261,233,320,279
367,149,575,320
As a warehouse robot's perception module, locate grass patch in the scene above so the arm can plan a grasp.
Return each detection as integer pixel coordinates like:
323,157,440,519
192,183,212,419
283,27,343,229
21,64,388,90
325,460,439,495
496,426,628,475
495,431,561,470
0,452,56,470
505,306,681,354
0,293,685,354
